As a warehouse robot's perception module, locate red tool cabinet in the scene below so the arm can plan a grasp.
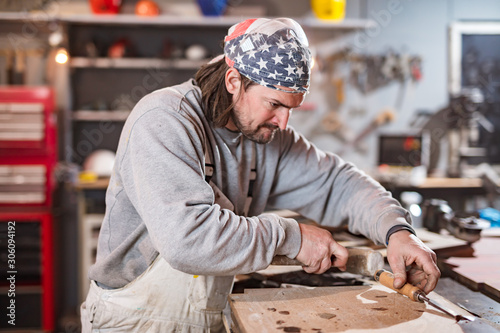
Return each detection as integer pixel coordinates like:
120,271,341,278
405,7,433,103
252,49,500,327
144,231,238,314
0,86,56,331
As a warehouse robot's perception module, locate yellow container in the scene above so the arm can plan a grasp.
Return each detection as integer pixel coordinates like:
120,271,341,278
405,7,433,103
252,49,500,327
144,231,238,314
311,0,346,21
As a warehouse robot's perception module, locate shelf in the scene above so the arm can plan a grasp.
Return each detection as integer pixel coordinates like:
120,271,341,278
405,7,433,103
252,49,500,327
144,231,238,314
0,12,251,26
73,110,130,122
0,12,374,30
64,14,375,30
61,14,247,27
76,177,110,190
70,57,208,69
299,16,376,30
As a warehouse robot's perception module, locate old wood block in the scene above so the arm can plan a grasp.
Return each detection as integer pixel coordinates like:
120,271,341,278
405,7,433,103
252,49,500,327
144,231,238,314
229,285,470,332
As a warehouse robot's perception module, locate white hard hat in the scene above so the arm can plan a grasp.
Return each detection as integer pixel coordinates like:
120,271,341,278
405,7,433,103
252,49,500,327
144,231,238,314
83,149,116,177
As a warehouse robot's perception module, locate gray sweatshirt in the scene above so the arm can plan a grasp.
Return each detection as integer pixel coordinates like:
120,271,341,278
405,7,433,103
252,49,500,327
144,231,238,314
89,79,412,288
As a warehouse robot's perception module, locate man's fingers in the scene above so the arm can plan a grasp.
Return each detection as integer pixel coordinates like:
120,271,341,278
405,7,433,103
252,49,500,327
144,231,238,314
407,268,426,286
421,260,441,294
388,257,408,289
302,256,332,274
330,243,348,271
319,256,333,274
302,265,317,274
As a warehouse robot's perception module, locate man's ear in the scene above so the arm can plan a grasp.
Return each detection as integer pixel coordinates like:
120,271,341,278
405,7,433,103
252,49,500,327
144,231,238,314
225,67,242,97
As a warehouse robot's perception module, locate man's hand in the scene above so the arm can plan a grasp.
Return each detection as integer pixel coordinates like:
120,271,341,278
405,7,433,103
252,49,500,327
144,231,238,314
295,223,348,274
386,230,441,294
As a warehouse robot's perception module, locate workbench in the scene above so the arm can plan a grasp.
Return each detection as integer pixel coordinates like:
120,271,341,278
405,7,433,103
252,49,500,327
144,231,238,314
379,177,491,212
227,231,500,332
228,277,500,332
76,179,500,331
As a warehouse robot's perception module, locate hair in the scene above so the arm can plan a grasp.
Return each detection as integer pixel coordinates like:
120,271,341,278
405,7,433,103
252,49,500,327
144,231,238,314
194,57,255,128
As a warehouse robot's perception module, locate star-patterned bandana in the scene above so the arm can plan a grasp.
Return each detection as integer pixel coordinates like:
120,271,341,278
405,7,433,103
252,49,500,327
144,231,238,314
224,18,312,94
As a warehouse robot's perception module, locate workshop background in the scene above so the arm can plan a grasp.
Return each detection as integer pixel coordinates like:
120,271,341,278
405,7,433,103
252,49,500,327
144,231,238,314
0,0,499,332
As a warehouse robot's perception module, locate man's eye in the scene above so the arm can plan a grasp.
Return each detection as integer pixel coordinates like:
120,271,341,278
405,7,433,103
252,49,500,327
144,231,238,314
269,102,278,108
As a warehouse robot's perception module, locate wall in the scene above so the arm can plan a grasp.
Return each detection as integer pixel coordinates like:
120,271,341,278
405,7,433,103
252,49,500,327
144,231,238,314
288,0,500,174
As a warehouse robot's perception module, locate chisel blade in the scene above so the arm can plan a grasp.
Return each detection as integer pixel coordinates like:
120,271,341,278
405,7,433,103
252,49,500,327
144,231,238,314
418,294,475,322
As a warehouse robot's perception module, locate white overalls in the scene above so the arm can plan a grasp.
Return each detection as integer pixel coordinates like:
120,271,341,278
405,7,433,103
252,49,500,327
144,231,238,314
80,258,235,332
81,128,257,332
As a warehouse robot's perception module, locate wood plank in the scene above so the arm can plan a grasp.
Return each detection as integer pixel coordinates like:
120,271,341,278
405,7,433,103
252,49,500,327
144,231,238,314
335,228,469,258
415,229,469,252
441,237,500,302
418,177,483,188
229,285,470,333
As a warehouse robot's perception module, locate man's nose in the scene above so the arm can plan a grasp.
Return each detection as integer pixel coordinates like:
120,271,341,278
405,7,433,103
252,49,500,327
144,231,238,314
273,109,291,130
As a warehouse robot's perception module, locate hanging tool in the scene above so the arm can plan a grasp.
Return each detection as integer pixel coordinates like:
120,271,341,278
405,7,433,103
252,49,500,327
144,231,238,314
272,247,384,277
338,108,395,155
374,269,475,322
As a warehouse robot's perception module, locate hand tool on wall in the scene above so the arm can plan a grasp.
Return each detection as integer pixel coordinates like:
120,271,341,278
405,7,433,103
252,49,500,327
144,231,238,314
374,269,475,322
338,109,395,155
272,247,384,277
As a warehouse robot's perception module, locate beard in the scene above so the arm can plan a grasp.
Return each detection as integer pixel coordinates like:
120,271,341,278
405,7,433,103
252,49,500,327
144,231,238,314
230,109,280,144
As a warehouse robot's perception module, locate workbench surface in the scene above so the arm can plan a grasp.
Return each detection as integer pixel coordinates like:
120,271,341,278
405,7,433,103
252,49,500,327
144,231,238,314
229,282,499,332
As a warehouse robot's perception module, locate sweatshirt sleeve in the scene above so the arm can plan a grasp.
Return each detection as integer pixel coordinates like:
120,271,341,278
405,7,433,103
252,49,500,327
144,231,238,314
118,105,300,276
266,128,413,245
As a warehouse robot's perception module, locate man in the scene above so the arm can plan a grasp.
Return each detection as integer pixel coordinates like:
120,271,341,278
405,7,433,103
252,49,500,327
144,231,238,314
81,18,440,332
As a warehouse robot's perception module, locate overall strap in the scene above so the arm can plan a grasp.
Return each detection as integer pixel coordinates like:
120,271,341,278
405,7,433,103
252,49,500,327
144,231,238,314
243,143,257,216
204,140,256,216
204,140,214,183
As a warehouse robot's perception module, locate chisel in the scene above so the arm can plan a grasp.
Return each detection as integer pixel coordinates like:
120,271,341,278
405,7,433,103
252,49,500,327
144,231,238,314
374,269,475,322
272,247,384,277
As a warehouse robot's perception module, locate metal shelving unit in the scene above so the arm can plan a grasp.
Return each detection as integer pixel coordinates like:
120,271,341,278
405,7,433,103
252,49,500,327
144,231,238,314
72,110,130,122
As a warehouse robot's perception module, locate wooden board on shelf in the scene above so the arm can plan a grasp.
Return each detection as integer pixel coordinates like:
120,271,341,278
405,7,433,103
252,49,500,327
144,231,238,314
229,285,470,333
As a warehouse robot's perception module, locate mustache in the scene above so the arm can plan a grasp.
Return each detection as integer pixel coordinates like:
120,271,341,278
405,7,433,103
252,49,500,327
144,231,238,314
258,123,279,131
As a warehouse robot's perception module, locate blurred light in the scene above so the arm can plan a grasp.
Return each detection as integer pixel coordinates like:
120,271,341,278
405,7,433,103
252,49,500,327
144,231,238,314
49,30,63,47
55,48,68,64
311,56,316,70
409,204,422,217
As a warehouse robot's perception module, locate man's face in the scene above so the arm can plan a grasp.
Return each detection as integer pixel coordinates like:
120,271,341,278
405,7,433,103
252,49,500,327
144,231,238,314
227,83,305,144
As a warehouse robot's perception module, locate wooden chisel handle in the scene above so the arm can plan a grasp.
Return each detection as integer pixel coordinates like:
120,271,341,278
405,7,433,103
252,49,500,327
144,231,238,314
374,269,425,302
271,247,384,277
